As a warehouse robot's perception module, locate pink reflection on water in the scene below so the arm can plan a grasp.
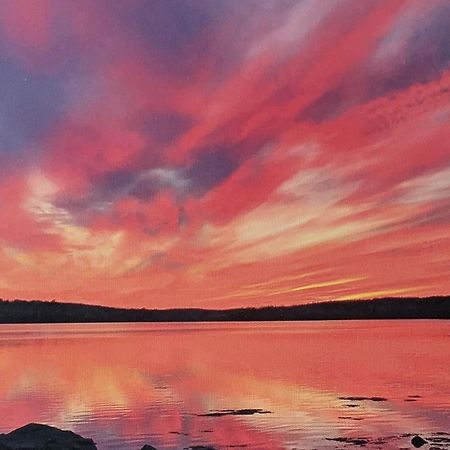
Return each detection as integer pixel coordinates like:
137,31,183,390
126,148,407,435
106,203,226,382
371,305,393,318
0,321,449,449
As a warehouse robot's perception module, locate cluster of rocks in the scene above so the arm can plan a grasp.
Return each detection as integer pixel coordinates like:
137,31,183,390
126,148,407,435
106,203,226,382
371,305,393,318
0,424,205,450
1,423,449,450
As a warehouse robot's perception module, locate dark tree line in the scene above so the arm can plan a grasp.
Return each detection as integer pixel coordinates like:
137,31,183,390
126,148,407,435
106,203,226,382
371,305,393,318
0,296,448,323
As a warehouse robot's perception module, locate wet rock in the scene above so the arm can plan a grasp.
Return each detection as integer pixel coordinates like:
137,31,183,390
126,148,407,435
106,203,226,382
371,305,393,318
429,436,450,444
0,423,97,450
326,437,368,446
183,446,217,450
411,435,427,448
198,408,272,417
140,446,158,450
338,396,387,402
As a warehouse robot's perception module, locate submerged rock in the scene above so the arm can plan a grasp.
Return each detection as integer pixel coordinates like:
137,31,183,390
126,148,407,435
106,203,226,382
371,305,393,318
198,408,272,417
183,446,217,450
326,437,369,446
338,396,387,402
338,416,364,421
411,435,427,448
0,423,97,450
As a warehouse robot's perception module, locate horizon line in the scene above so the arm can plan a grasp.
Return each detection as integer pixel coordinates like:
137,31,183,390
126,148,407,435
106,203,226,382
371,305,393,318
1,294,449,312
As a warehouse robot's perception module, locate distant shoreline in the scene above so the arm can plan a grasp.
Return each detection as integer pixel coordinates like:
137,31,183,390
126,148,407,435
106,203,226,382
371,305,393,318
0,296,449,324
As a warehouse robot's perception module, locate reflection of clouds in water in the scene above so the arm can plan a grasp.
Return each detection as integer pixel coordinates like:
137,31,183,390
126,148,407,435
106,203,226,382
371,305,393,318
0,322,449,448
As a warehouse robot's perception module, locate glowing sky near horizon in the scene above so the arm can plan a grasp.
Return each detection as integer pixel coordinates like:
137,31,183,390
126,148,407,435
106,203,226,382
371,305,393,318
0,0,449,308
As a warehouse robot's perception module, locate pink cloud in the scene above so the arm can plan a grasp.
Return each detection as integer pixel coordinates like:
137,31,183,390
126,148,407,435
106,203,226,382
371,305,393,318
0,0,449,307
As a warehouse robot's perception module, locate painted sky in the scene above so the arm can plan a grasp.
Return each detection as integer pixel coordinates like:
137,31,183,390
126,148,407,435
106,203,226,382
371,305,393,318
0,0,449,308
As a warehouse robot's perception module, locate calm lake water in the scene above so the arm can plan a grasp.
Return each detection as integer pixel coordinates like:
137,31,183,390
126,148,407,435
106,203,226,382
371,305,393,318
0,321,449,449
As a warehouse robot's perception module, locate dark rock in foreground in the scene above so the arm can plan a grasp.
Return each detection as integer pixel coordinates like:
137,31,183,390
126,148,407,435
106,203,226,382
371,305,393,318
0,424,97,450
411,435,427,448
141,445,158,450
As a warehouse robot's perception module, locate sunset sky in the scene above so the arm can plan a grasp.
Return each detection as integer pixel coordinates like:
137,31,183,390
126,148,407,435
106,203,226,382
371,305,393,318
0,0,449,308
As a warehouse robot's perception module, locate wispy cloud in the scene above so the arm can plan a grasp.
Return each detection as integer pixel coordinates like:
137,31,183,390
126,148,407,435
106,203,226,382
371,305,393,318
0,0,448,307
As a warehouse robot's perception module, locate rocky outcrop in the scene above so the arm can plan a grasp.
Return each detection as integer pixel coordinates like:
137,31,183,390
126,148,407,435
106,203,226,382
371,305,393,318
0,424,97,450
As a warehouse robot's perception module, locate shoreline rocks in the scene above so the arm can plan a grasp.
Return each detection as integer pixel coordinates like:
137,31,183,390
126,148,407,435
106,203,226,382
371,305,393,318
2,423,448,450
0,423,97,450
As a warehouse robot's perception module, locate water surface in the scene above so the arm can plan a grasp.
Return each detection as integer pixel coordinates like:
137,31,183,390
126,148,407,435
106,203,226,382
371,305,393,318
0,321,449,449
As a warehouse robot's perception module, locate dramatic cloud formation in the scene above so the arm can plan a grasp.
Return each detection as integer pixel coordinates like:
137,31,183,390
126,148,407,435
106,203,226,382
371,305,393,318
0,0,449,307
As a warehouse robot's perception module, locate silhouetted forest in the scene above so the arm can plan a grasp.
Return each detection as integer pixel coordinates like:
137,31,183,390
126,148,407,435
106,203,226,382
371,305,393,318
0,296,449,323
